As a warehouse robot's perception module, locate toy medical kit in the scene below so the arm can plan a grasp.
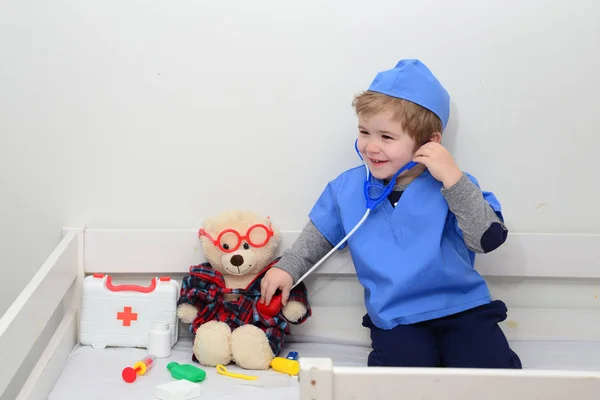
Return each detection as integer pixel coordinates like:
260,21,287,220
148,321,172,358
122,354,155,383
155,379,202,400
79,274,179,349
216,364,257,380
271,356,300,376
167,362,206,382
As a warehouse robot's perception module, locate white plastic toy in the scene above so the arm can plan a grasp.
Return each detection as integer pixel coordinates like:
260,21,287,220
79,274,179,349
155,380,202,400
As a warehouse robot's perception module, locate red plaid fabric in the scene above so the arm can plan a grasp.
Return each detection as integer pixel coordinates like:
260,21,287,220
178,257,311,358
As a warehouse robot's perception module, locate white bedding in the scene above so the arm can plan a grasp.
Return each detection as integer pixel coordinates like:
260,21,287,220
47,333,371,400
48,333,600,400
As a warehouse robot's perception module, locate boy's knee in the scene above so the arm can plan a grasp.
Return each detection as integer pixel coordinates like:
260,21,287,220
437,301,522,369
475,300,509,322
363,314,440,367
443,346,522,369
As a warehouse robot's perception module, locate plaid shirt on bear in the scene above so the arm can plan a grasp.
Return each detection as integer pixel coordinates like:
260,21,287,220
178,257,311,358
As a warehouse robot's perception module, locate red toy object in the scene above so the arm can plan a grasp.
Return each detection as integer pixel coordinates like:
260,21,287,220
257,294,283,318
122,355,155,383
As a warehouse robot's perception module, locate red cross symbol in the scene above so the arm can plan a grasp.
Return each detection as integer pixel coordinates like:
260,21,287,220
117,306,138,327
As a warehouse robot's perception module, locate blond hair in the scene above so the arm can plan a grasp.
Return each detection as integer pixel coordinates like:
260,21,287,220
352,91,443,148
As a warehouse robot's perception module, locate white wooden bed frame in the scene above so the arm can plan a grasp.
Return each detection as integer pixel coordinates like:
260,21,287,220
2,227,600,399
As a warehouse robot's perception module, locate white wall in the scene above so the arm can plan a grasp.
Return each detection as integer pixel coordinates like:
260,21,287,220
2,0,600,327
0,6,78,317
1,0,599,397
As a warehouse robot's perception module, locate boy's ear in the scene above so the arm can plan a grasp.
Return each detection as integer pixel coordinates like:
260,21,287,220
429,132,442,143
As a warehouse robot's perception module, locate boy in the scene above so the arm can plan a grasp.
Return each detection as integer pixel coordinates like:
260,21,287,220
260,59,521,369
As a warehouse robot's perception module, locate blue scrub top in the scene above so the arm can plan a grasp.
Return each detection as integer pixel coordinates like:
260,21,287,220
309,166,501,329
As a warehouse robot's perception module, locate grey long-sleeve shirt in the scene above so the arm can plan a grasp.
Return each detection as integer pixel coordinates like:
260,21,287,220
275,173,508,283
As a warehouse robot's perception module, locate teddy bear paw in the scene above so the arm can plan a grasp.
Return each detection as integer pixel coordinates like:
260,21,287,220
193,321,233,366
282,300,307,323
177,303,198,324
231,325,274,370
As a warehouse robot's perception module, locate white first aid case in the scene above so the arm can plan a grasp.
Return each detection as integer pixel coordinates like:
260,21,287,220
79,274,180,349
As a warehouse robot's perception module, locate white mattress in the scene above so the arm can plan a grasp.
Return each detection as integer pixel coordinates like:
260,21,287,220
47,333,371,400
48,334,600,400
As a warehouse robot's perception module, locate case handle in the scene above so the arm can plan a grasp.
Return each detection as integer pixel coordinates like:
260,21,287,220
105,276,157,293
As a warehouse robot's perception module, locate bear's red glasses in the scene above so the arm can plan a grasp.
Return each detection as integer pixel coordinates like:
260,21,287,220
198,219,274,253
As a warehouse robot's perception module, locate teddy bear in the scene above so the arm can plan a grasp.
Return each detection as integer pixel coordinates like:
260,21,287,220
176,209,312,370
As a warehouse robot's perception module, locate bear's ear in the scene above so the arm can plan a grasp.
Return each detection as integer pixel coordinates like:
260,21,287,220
198,216,217,243
266,215,280,236
198,228,211,244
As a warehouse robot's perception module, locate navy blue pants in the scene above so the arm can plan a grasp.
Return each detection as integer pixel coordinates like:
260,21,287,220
362,300,522,368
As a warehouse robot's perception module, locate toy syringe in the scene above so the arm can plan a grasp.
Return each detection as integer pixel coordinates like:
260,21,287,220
122,354,156,383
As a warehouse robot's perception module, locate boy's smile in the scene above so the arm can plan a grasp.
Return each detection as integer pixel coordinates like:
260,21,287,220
356,111,424,184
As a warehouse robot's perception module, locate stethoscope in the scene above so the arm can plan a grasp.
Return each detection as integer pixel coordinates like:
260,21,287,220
258,140,419,317
292,139,418,286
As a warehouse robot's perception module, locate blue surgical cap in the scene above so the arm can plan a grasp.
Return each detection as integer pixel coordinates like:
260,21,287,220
367,59,450,130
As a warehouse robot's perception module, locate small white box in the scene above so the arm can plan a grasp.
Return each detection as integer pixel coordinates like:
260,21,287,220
155,380,202,400
79,274,179,349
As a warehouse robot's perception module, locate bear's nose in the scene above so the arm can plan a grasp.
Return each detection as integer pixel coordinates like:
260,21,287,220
230,254,244,267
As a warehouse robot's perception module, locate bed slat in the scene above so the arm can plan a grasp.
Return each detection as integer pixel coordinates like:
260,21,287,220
476,232,600,278
289,305,600,345
16,308,78,400
84,229,600,279
83,228,354,275
0,230,79,398
300,358,600,400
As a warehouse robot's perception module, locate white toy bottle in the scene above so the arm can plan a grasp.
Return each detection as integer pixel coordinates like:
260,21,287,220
147,321,172,358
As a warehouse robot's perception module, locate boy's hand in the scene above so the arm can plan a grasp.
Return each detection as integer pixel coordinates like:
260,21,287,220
260,268,293,307
413,142,462,188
